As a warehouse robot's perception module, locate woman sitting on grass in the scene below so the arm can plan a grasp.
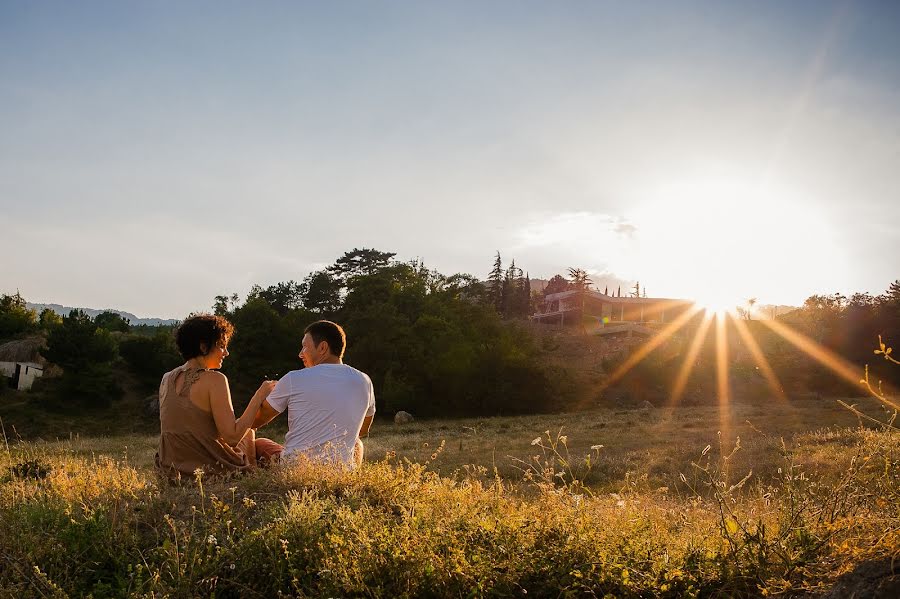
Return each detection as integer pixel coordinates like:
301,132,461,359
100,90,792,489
156,314,283,479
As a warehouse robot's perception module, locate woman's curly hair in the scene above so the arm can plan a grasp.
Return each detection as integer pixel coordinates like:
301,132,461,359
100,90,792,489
175,314,235,360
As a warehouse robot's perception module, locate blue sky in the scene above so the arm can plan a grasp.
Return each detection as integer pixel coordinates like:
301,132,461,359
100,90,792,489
2,1,899,317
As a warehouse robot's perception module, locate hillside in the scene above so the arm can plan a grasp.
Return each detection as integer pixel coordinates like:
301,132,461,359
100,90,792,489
26,303,179,327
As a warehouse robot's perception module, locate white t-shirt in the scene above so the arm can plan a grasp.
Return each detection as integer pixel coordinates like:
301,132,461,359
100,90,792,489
266,364,375,466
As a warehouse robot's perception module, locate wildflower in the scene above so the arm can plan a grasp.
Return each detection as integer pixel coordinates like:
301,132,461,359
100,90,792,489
590,444,604,450
531,437,542,446
559,435,568,444
207,535,217,545
230,563,235,570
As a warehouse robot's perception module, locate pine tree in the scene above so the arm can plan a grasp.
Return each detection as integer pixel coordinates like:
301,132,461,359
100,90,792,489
488,252,504,313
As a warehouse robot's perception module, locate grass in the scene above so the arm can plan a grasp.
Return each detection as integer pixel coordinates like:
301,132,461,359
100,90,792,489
1,397,897,597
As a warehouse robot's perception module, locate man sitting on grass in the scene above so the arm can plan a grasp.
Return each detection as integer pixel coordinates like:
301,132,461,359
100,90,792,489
252,320,375,468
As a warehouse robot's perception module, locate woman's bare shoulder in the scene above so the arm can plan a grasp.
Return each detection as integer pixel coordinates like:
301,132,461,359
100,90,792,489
197,370,228,387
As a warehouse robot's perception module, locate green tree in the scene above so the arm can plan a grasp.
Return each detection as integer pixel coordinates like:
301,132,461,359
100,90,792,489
94,311,130,332
213,293,240,316
119,332,182,390
39,308,62,330
42,310,120,407
247,281,304,315
0,292,37,340
488,252,503,312
223,299,309,397
300,270,342,315
327,248,396,286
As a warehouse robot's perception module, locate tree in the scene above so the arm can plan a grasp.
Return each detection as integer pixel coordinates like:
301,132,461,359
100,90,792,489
300,270,343,315
0,292,37,340
94,311,130,332
247,281,304,315
119,332,181,390
488,252,504,312
39,308,62,330
42,310,120,407
328,248,396,285
544,274,570,296
631,281,641,298
213,293,240,316
567,268,592,291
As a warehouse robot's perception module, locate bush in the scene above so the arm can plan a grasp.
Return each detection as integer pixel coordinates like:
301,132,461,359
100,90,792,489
119,333,182,391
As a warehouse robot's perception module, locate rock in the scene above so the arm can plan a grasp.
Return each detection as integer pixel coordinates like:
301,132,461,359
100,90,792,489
394,411,414,424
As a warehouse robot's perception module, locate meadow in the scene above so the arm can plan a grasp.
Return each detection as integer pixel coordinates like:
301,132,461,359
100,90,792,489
1,396,897,597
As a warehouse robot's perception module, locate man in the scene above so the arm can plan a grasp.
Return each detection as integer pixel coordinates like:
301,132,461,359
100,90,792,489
252,320,375,468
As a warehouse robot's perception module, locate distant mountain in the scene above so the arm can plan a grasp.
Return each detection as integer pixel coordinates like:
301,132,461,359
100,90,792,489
27,303,179,327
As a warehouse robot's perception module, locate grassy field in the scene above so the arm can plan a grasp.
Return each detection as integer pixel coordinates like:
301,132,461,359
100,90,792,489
1,397,898,597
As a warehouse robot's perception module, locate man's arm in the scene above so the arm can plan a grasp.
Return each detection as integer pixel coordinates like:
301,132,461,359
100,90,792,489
252,399,281,429
358,415,373,438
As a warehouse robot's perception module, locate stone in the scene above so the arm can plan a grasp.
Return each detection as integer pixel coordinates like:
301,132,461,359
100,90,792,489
394,411,414,424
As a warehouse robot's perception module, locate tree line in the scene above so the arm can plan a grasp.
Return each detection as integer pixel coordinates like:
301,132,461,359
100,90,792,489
0,249,573,417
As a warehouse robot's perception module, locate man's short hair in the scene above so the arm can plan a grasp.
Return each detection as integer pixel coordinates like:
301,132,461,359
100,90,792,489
304,320,346,358
176,314,234,360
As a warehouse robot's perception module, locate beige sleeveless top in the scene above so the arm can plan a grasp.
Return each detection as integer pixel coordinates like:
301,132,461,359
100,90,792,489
156,365,251,478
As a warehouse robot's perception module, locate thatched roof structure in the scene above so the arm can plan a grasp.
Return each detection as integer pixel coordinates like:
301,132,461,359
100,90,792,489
0,337,45,363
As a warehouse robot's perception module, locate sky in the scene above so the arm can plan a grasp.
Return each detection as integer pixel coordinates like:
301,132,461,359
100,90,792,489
2,1,899,318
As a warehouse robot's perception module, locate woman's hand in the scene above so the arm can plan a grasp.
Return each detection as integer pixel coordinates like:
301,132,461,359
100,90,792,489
253,380,277,403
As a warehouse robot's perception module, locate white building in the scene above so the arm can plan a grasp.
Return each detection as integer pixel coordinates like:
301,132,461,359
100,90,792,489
0,337,45,391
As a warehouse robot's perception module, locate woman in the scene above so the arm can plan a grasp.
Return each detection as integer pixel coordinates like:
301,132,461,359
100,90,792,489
156,314,283,479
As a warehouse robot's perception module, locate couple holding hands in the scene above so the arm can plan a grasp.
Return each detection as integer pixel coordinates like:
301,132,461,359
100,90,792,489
156,316,375,479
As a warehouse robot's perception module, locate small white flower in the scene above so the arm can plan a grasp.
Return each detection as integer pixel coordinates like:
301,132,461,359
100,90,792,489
207,535,217,545
590,444,604,450
531,437,542,446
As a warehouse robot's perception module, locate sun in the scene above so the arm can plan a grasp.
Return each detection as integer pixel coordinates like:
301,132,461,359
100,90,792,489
613,173,844,310
694,294,741,316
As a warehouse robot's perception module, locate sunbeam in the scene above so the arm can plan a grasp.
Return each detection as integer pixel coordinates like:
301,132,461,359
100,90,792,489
714,313,732,441
600,306,704,392
759,318,869,393
669,311,715,407
730,316,788,403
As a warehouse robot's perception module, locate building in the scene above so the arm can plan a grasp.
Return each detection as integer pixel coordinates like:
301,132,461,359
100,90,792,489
532,289,693,330
0,337,45,391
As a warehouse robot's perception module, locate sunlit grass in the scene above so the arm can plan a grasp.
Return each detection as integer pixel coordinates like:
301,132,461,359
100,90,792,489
1,404,897,597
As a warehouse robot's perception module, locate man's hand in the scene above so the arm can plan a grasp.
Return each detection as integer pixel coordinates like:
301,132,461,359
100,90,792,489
252,400,280,429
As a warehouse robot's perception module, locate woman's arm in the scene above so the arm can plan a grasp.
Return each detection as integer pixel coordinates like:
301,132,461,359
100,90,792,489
207,372,275,445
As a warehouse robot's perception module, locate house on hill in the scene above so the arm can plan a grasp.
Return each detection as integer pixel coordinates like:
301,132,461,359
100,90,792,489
0,337,45,391
532,289,693,332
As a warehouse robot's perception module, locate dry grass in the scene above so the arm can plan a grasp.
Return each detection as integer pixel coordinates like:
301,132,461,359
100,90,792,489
1,398,897,597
